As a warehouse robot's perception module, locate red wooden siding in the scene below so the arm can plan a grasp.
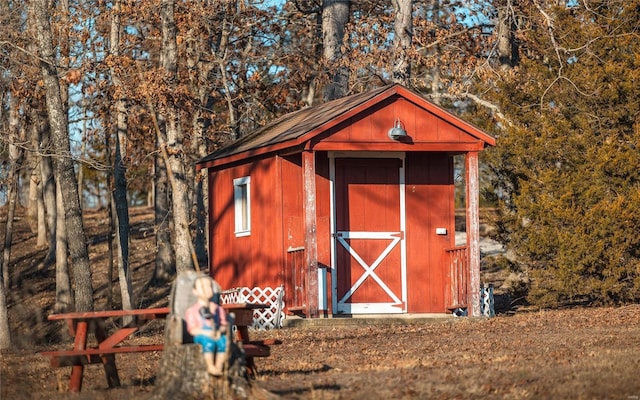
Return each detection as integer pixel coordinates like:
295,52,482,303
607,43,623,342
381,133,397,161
208,158,285,290
404,153,454,313
281,155,304,252
319,97,482,147
314,152,332,313
314,152,332,269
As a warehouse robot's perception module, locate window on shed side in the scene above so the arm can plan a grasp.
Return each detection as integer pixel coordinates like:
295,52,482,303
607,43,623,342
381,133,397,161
233,176,251,236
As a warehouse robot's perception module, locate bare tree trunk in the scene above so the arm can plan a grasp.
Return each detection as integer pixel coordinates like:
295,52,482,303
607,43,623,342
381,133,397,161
54,175,73,313
187,45,210,267
0,6,16,348
36,178,47,247
76,122,87,209
165,116,193,273
497,0,519,69
32,0,94,312
2,179,17,289
185,24,210,268
161,0,194,273
50,38,73,312
154,149,174,283
431,0,441,104
36,183,46,246
38,114,57,269
32,112,47,247
2,98,23,289
36,176,46,246
322,0,350,101
152,8,177,284
27,110,47,247
105,118,115,309
214,10,238,139
27,153,39,234
27,160,47,247
302,80,317,107
113,132,134,314
392,0,412,85
193,171,208,268
58,0,70,109
109,0,134,320
0,5,11,346
0,276,10,349
291,3,322,107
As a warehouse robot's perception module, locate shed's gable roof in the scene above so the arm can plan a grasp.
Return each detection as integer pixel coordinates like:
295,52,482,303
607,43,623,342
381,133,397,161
197,84,495,169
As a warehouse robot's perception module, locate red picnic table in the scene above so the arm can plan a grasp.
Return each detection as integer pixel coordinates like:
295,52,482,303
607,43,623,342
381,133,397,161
40,307,170,392
221,302,281,375
40,303,278,392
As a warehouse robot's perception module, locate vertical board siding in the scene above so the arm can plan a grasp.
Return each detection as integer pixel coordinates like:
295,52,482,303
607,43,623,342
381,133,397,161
428,153,454,312
405,153,454,313
314,152,332,313
321,96,478,146
209,158,284,291
404,154,432,312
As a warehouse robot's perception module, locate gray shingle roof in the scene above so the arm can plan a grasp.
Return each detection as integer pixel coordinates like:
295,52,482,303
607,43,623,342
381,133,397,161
198,85,392,164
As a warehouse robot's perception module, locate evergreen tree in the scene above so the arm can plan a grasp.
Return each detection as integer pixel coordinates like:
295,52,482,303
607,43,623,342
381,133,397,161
486,0,640,306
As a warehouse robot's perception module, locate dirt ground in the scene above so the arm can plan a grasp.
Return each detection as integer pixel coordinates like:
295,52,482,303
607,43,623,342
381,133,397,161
1,207,640,399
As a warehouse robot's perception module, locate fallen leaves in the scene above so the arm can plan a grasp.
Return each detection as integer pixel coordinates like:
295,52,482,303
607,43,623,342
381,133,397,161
253,305,640,399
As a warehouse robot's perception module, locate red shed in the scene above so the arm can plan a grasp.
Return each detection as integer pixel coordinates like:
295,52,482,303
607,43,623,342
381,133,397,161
196,84,495,317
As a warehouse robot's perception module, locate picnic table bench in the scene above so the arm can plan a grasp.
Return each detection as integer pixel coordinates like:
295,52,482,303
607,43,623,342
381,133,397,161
221,302,282,374
40,303,280,392
40,307,170,392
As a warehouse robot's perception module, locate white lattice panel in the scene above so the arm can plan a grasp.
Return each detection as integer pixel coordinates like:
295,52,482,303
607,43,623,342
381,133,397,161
221,286,285,330
480,284,495,318
220,288,245,304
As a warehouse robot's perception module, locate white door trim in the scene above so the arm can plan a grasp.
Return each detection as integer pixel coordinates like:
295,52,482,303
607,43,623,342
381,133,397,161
335,231,403,305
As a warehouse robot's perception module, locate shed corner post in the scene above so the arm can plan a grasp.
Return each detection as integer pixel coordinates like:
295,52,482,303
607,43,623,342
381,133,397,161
303,150,319,318
465,151,481,317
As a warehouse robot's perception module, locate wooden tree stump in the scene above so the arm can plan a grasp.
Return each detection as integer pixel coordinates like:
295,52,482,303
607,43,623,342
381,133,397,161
150,331,257,399
150,272,268,399
150,343,218,400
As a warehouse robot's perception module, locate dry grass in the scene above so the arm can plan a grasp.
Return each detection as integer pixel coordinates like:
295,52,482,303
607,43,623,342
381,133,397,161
251,307,640,399
2,207,640,399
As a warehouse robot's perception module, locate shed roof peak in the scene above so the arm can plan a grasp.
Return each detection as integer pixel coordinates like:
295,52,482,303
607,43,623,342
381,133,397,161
197,84,495,170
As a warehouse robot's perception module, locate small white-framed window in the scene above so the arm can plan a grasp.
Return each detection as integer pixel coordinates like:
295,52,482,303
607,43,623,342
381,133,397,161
233,176,251,237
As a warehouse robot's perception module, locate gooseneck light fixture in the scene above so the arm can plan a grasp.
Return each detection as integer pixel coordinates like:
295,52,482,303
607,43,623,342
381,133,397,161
388,118,407,140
